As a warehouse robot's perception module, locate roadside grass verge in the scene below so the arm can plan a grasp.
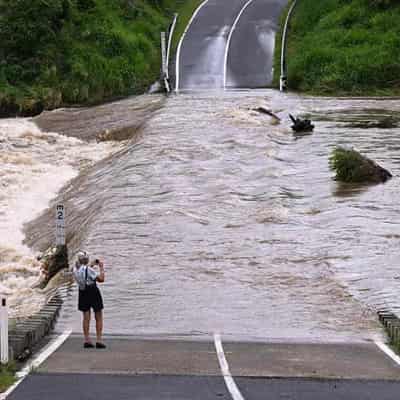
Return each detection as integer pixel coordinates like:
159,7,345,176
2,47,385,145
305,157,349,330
273,0,400,96
0,363,16,393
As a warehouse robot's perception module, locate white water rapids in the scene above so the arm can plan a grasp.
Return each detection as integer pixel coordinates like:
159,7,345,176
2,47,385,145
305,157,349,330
0,117,118,318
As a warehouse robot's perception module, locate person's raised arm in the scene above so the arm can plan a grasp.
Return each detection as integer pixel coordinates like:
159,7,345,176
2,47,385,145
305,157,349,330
96,260,105,283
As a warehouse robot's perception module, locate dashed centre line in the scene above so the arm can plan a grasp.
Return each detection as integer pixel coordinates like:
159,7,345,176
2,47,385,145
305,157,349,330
223,0,255,88
214,333,245,400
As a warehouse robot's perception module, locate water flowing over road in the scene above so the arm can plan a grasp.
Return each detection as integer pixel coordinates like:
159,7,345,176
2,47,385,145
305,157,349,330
20,90,400,341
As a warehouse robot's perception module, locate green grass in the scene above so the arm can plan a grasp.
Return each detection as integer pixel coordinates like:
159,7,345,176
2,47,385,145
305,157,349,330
273,0,400,96
0,0,197,116
0,363,16,393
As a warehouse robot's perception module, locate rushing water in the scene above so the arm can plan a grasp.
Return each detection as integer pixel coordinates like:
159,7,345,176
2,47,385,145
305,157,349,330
4,90,400,340
0,119,120,318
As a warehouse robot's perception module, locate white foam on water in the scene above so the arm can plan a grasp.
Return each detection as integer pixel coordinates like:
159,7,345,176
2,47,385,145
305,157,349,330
0,118,118,317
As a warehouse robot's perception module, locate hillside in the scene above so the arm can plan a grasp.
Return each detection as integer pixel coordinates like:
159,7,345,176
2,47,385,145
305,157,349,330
274,0,400,96
0,0,197,116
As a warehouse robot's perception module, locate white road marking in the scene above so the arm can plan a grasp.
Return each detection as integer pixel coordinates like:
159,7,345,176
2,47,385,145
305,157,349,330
214,333,245,400
175,0,211,92
0,330,72,400
223,0,255,89
375,339,400,367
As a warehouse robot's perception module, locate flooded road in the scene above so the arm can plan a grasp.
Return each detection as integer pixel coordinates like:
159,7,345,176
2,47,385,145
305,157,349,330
25,89,400,341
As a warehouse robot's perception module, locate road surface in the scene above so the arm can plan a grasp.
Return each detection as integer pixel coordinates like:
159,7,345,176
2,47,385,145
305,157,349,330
176,0,288,90
7,335,400,399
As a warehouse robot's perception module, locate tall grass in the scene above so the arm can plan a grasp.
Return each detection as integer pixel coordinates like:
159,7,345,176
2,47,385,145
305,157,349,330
273,0,400,95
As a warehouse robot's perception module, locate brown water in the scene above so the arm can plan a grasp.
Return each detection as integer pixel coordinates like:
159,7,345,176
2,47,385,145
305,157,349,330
17,90,400,340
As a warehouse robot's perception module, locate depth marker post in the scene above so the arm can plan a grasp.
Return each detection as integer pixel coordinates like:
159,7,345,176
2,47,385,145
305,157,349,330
56,204,66,246
0,297,9,364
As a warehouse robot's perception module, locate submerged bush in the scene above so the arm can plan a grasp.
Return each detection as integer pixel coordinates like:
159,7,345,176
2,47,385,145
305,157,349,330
329,147,392,183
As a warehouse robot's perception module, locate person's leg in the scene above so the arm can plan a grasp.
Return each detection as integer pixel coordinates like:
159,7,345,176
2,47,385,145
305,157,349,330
94,310,103,342
83,310,91,343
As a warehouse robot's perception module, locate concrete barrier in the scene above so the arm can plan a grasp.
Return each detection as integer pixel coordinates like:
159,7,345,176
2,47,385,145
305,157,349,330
7,203,69,361
378,311,400,351
8,292,63,361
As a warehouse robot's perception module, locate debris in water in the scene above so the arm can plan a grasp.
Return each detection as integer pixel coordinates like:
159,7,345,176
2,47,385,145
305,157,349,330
35,245,69,289
329,147,392,184
289,114,314,132
253,107,281,123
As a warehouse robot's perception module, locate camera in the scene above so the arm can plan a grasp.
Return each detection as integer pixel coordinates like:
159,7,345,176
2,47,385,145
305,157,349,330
95,259,100,264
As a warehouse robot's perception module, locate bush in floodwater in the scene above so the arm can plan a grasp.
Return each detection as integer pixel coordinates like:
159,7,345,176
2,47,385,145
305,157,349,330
329,147,392,183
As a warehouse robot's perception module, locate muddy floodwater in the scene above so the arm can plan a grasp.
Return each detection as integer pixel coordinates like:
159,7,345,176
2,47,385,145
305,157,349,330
5,90,400,341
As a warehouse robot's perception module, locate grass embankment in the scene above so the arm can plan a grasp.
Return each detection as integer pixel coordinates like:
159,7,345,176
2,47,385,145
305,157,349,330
0,0,198,117
273,0,400,96
0,363,16,393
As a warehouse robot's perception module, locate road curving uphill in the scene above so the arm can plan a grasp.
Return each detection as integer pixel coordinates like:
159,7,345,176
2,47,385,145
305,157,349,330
176,0,288,90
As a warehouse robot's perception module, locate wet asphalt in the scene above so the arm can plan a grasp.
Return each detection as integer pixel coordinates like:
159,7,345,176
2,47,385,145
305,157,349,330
9,374,400,400
177,0,288,89
7,336,400,399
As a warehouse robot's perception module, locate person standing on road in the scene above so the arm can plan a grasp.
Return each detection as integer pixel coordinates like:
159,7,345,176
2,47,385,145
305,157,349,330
74,251,106,349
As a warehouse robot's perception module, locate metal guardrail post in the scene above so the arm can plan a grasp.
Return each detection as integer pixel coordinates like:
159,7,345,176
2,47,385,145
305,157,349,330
280,0,298,92
0,297,9,364
161,31,170,93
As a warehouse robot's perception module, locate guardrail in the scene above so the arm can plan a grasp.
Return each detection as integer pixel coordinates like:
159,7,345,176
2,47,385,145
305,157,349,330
280,0,298,91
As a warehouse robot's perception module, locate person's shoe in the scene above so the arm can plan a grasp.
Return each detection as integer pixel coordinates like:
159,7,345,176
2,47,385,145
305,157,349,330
96,342,107,349
84,342,94,348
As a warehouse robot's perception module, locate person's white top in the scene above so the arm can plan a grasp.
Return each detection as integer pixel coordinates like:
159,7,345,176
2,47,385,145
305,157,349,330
74,264,99,291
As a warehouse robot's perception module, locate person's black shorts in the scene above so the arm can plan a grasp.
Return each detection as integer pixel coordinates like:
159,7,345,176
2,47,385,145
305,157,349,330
78,285,104,312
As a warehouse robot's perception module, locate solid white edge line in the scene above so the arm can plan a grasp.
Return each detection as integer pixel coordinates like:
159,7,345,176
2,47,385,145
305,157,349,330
214,333,245,400
0,330,72,400
374,339,400,367
175,0,211,92
223,0,255,89
166,13,178,79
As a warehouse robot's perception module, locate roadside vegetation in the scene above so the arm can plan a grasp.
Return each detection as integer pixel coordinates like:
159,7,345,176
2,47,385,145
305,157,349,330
0,363,16,393
274,0,400,96
0,0,195,116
